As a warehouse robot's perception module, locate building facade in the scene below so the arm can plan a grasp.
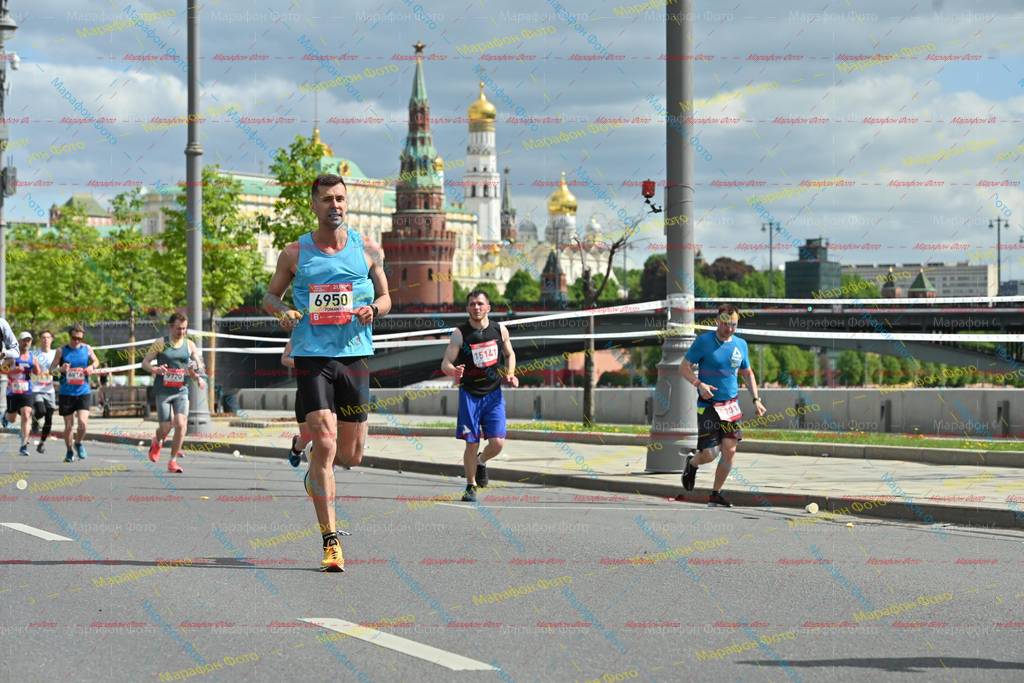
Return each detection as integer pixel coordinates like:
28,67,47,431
843,263,997,297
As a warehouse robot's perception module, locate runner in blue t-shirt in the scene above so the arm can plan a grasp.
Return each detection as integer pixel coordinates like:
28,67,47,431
680,305,767,507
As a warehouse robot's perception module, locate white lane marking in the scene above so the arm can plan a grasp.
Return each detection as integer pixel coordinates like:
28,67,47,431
0,523,73,541
436,503,694,511
300,618,496,671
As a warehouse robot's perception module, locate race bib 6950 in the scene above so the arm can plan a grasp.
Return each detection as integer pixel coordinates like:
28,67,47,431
309,283,353,325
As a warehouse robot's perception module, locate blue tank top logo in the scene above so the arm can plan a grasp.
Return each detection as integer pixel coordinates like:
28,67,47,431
291,229,375,358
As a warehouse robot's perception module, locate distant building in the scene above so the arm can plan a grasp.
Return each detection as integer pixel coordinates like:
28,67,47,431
843,262,996,297
907,268,937,298
785,237,841,298
1000,280,1024,296
50,194,115,231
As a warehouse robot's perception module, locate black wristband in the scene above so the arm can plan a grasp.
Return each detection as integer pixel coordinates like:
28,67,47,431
370,304,379,319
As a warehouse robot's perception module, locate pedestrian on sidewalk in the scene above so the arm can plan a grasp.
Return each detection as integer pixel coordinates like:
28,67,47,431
441,289,518,503
141,313,207,473
680,304,767,507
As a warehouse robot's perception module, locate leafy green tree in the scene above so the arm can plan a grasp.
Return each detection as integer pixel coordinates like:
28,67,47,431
613,267,643,299
96,188,175,384
50,203,108,321
840,274,881,299
568,275,619,304
863,353,883,385
261,134,326,250
504,269,540,303
836,350,863,385
750,345,779,384
469,282,505,306
880,355,903,386
899,356,921,385
776,345,814,386
7,223,68,330
453,280,470,304
640,254,667,300
162,166,265,402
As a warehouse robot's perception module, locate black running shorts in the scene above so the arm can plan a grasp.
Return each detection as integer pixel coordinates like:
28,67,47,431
6,393,33,413
294,389,305,425
294,356,371,423
697,403,743,451
58,394,91,416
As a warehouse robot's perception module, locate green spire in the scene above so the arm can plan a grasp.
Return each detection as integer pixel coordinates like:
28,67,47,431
908,268,936,294
411,40,428,102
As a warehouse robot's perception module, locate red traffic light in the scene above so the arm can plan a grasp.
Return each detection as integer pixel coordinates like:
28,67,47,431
641,179,656,199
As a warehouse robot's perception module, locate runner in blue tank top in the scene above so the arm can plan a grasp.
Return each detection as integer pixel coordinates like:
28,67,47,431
263,173,391,573
2,332,41,456
680,305,767,507
50,323,100,463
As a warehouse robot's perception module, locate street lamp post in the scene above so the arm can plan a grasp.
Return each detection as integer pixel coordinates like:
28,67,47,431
761,221,779,298
0,0,17,322
0,1,17,413
186,1,211,431
646,0,696,471
990,217,1008,294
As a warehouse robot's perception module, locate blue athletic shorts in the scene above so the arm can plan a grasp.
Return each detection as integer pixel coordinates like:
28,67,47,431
456,388,506,443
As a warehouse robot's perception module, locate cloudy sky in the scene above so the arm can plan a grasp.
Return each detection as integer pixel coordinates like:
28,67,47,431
7,0,1024,275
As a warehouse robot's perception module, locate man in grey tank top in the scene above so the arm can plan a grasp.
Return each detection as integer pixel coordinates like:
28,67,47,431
141,313,207,473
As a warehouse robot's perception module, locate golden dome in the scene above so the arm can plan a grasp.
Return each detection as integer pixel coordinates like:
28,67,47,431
467,82,497,129
312,127,334,157
547,172,577,216
433,156,445,172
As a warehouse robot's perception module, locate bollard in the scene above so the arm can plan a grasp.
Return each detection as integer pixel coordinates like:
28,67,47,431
533,395,542,421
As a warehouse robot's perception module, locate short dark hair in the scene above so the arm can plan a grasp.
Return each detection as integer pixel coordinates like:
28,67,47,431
717,304,740,318
466,289,490,304
39,329,53,338
69,323,85,336
168,313,188,326
311,173,347,198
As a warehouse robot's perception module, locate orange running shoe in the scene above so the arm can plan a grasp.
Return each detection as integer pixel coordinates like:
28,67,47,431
321,539,345,572
167,459,183,474
148,440,161,463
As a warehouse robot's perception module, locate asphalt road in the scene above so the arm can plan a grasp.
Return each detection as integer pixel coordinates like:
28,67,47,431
2,439,1023,682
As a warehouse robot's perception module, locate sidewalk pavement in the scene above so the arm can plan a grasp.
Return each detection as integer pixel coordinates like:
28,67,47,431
81,412,1024,530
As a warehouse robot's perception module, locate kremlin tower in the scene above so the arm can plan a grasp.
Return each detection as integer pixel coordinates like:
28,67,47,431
463,83,501,244
381,41,456,306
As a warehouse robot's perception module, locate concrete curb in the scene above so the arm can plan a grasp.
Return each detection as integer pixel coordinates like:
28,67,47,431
86,432,1023,530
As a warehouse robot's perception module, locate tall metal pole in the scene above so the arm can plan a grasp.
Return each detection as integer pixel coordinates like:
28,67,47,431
0,0,17,321
646,0,696,471
0,1,18,413
989,217,1006,292
186,1,210,430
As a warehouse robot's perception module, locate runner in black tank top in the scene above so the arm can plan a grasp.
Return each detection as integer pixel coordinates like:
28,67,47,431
441,289,518,503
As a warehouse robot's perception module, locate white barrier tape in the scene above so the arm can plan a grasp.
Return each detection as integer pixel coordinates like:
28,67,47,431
191,330,290,343
92,337,160,350
706,295,1024,305
729,326,1024,343
99,363,143,373
372,299,670,341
